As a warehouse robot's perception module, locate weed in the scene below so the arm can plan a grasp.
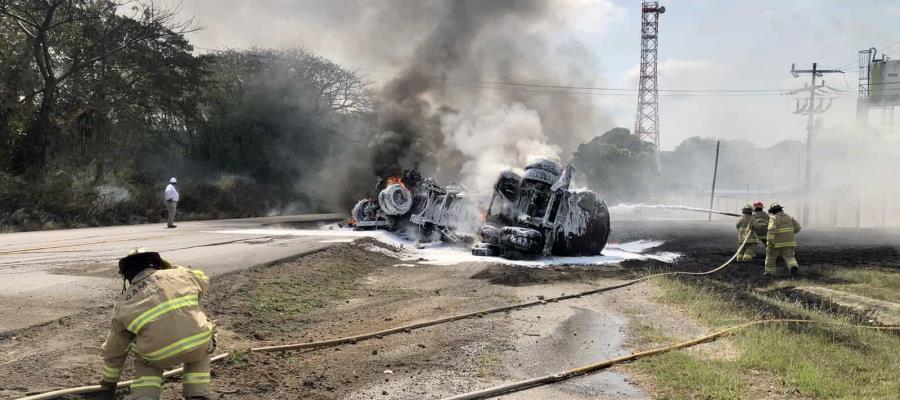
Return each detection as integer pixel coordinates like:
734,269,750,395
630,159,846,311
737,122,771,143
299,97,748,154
228,350,249,369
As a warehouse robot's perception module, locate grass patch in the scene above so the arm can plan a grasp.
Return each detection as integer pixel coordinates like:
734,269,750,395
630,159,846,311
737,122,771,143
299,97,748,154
227,350,249,369
240,249,375,333
766,267,900,304
635,276,900,400
826,268,900,303
637,351,747,400
632,323,677,346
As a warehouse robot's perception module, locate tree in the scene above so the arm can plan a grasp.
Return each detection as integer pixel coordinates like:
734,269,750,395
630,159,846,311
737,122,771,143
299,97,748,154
571,127,656,202
190,48,374,207
0,0,196,175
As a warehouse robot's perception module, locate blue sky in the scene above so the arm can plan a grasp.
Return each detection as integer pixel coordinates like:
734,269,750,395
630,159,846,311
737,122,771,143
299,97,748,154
179,0,900,150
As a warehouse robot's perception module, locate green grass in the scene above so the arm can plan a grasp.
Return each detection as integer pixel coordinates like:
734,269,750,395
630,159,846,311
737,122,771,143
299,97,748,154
764,267,900,304
633,277,900,400
638,351,747,400
227,350,249,368
246,257,371,332
826,268,900,303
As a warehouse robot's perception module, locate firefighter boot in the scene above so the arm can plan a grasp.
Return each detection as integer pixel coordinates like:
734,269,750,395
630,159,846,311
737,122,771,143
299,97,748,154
784,248,799,278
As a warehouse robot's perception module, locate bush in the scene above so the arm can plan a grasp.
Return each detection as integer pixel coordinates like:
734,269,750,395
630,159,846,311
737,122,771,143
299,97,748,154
0,170,289,232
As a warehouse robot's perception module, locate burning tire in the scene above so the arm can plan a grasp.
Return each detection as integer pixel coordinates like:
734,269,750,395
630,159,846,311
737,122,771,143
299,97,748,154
378,183,413,216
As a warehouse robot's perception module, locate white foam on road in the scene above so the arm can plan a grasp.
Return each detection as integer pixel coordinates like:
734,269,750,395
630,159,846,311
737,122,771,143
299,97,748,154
209,227,680,267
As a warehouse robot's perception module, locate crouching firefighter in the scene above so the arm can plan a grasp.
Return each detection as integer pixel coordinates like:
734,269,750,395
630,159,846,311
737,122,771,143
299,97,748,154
764,203,802,277
736,205,759,262
99,248,215,400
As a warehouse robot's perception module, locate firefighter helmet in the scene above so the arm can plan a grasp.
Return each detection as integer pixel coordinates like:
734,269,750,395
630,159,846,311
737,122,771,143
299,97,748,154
742,204,753,214
118,248,169,282
768,203,783,214
752,201,764,209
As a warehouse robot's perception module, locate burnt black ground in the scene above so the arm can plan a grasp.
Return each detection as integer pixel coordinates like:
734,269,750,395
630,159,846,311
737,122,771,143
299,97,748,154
610,219,900,330
614,219,900,283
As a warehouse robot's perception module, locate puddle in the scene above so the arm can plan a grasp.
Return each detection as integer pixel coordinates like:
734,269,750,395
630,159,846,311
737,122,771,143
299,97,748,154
209,226,681,267
512,306,648,398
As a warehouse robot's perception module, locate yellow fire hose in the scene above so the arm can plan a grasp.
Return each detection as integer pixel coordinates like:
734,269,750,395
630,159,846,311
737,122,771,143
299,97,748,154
441,320,900,400
19,230,887,400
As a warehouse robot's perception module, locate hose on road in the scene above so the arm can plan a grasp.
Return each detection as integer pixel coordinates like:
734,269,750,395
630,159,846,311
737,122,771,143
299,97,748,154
441,320,900,400
14,230,805,400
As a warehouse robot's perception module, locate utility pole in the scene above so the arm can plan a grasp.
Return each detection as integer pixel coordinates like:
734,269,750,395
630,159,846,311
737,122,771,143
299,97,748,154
635,1,665,154
790,63,843,225
708,140,720,221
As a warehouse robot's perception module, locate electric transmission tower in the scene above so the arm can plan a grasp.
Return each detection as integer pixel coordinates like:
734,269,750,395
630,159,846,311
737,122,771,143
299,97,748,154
634,1,666,151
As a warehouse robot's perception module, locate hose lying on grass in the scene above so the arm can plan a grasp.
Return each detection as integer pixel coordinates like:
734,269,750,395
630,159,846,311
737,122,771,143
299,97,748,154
17,230,766,400
440,319,900,400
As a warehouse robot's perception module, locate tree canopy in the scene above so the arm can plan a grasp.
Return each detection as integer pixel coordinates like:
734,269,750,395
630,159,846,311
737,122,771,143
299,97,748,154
571,127,656,202
0,1,375,230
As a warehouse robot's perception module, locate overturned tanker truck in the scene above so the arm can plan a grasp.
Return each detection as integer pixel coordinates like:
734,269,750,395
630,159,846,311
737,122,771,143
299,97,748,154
350,159,611,259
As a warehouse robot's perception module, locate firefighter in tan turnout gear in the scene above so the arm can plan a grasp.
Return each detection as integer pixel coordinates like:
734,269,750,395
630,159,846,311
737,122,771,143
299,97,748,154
735,204,758,261
764,203,802,277
99,249,215,400
751,201,769,246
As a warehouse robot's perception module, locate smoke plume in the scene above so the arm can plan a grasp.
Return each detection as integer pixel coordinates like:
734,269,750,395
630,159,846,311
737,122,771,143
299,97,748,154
366,0,613,190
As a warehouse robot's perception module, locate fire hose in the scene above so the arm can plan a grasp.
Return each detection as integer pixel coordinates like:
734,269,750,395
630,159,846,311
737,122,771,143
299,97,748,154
441,319,900,400
17,230,891,400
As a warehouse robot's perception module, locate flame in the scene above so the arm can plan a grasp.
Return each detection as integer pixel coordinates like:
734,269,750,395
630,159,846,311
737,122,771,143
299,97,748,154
385,175,406,189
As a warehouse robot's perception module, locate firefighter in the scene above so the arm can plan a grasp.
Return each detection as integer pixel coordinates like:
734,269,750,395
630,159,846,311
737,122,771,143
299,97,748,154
735,204,758,262
764,203,802,277
99,249,215,400
751,201,769,246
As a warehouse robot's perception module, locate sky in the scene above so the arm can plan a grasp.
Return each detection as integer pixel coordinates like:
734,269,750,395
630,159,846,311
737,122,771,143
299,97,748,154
174,0,900,150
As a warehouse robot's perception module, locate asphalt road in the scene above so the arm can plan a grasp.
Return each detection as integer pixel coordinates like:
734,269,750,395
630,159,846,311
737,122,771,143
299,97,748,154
0,214,344,332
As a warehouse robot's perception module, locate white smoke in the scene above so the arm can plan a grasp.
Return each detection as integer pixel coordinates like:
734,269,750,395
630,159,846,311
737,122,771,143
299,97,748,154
441,101,560,195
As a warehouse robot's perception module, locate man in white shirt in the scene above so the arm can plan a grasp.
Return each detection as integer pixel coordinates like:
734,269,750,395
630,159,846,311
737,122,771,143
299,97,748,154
165,177,180,228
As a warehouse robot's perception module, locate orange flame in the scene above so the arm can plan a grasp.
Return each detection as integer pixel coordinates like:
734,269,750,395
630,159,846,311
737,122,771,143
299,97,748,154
385,175,406,189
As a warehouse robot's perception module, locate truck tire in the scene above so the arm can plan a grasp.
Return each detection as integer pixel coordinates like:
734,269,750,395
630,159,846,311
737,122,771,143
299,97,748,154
378,183,413,216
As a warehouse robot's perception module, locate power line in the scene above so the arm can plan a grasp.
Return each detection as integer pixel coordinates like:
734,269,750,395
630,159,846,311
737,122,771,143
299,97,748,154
824,38,900,70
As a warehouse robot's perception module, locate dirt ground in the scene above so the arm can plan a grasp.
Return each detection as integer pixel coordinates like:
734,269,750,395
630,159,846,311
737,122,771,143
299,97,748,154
1,220,898,400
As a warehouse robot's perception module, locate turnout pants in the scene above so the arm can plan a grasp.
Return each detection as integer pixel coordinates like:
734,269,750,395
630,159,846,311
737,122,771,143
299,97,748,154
738,243,756,261
130,346,211,400
165,201,178,227
764,247,798,275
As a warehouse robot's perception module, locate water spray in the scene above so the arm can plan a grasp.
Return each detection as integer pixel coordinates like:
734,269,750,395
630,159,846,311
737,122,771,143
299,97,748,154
610,203,740,217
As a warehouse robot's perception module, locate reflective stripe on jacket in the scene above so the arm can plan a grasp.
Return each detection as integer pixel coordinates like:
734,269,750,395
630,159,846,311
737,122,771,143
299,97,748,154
101,266,212,382
736,215,759,244
766,213,801,248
